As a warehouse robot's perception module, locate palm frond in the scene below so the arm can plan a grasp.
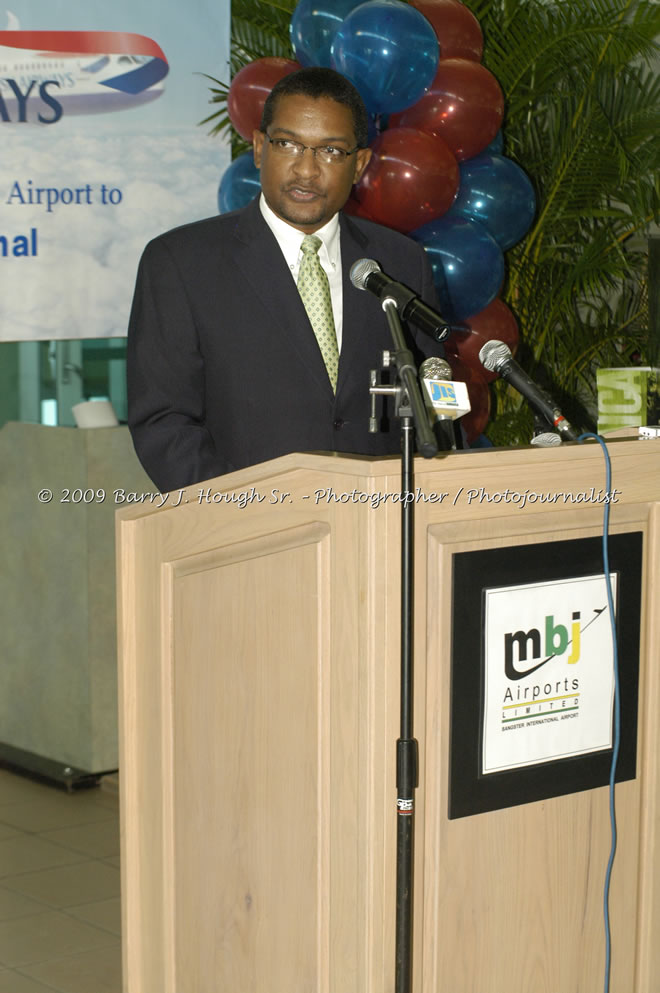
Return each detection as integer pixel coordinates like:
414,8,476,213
463,0,660,440
199,0,296,138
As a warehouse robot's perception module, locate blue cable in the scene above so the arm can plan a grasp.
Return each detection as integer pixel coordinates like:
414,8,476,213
578,433,619,993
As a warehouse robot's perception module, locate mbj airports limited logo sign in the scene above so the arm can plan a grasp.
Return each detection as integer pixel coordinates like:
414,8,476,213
0,10,168,124
481,574,616,775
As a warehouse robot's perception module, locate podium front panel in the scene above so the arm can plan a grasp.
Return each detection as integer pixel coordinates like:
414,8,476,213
117,444,660,993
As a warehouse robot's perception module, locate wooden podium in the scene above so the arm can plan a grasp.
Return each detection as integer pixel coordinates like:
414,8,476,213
116,440,660,993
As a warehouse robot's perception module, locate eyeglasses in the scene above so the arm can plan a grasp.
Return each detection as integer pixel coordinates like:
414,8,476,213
262,133,361,166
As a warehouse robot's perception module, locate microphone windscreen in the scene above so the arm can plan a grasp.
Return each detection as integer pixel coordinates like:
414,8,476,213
479,339,512,373
350,258,381,290
420,356,453,380
531,432,562,448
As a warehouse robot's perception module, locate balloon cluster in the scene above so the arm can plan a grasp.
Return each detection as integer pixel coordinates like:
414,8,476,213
217,0,537,441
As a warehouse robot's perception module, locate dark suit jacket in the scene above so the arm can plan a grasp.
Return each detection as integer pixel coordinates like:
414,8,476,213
127,197,442,492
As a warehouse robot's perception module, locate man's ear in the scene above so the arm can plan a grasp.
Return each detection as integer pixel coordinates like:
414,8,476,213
354,146,372,184
252,130,264,169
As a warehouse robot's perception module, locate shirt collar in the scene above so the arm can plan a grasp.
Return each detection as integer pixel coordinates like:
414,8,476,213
259,193,340,270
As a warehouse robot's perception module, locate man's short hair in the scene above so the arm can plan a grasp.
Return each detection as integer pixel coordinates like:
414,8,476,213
260,67,369,148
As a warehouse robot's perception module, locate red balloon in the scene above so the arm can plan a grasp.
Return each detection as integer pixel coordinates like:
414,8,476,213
391,58,504,161
411,0,483,62
353,128,459,233
343,192,379,221
227,58,301,141
447,354,491,441
444,298,519,382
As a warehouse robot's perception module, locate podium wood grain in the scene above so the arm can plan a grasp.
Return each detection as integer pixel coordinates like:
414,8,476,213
116,441,660,993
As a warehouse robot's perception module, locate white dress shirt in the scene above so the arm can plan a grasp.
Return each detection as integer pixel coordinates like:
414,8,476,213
259,193,344,350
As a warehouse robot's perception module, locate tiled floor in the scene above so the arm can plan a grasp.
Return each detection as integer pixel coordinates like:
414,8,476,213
0,769,121,993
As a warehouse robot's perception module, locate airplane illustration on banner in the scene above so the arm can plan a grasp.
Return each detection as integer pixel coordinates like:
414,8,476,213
0,10,168,122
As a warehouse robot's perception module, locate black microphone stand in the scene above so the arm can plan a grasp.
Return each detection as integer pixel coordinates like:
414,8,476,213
369,297,437,993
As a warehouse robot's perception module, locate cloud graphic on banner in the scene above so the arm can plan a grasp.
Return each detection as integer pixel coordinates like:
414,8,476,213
0,0,231,341
1,129,223,339
0,22,168,121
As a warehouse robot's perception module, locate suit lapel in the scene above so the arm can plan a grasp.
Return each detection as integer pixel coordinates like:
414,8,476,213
230,199,334,398
337,213,384,401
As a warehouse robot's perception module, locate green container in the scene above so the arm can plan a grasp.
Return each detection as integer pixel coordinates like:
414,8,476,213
597,367,660,434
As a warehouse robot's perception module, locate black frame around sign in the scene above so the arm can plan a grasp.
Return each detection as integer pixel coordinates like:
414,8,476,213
449,532,642,820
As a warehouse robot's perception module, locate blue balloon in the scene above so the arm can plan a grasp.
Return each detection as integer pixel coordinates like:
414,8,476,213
217,153,261,214
290,0,364,68
411,214,504,321
485,130,504,154
367,113,385,144
331,0,439,115
451,153,536,250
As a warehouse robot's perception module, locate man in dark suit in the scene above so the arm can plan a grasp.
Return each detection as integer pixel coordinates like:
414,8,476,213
127,68,441,493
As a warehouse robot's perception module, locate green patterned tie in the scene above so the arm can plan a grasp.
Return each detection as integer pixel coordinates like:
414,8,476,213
297,234,339,392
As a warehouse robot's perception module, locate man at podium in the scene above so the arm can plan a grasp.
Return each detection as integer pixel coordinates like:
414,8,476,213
127,67,443,493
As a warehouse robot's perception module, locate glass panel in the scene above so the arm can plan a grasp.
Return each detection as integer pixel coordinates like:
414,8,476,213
0,337,127,429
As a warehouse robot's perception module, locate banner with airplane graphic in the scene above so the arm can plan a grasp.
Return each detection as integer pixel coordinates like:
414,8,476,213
0,1,230,340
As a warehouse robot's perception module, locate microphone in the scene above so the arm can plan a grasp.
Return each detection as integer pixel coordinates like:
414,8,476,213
419,357,471,421
350,258,461,343
479,340,577,442
530,414,562,448
531,431,562,448
419,357,470,451
420,356,453,381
